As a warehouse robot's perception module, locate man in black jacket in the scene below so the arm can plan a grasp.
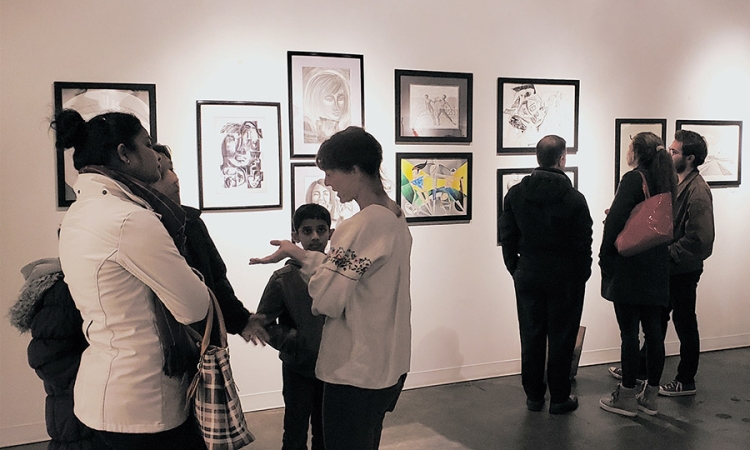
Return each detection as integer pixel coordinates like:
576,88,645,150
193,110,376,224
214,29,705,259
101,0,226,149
499,135,593,415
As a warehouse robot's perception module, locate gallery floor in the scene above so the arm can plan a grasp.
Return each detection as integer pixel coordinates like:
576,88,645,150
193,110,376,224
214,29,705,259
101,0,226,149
5,347,749,450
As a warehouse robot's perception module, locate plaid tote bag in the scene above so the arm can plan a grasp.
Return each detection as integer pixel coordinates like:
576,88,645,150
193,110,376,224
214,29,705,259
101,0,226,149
188,290,255,449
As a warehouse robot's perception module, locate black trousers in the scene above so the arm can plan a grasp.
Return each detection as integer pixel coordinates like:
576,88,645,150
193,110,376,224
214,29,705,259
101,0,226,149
96,417,206,450
514,269,585,404
636,269,703,384
282,365,325,450
322,374,406,450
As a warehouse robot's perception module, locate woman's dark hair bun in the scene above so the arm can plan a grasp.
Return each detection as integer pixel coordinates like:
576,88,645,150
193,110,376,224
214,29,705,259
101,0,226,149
52,109,87,151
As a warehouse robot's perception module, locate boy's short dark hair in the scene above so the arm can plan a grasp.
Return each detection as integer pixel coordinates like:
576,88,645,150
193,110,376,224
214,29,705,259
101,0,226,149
293,203,331,231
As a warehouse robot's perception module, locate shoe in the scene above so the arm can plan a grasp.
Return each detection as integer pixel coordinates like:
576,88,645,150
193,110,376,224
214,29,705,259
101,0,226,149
608,366,646,384
549,396,578,415
600,384,638,417
526,398,545,412
659,380,696,397
637,384,659,415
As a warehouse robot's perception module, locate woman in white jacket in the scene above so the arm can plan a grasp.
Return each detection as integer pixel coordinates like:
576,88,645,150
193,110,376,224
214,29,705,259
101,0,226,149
249,126,412,450
54,109,210,450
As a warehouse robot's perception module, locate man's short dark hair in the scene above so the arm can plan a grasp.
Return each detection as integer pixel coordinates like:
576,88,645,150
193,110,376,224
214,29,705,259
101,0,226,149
536,135,566,167
675,129,708,166
293,203,331,231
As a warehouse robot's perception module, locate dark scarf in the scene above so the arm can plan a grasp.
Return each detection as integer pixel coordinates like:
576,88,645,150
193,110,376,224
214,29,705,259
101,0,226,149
80,166,199,378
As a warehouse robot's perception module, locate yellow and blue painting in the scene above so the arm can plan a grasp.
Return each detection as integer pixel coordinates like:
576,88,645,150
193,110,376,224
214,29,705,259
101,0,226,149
398,153,472,223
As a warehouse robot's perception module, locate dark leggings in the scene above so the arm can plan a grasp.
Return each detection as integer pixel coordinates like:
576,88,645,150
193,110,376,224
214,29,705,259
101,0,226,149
96,417,206,450
614,302,665,388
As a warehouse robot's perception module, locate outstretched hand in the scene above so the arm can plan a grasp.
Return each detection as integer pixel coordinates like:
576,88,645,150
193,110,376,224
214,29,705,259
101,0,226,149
241,313,270,346
248,240,306,265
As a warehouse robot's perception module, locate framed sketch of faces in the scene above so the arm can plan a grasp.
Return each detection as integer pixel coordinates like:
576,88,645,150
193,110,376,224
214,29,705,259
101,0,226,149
290,162,358,230
287,51,364,158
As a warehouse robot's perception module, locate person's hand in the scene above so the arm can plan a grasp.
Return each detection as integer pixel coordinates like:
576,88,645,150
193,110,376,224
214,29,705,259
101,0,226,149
241,314,270,346
248,240,305,265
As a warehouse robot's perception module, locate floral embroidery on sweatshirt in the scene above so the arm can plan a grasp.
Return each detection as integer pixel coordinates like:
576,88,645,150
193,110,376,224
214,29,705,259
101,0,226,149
325,246,372,275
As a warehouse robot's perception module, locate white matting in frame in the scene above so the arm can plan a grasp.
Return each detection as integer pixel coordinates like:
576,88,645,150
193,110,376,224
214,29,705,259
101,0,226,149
288,51,364,158
197,101,282,210
677,119,742,187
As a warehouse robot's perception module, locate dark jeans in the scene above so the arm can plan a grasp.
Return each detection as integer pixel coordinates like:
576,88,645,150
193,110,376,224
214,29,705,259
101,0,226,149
322,374,406,450
96,417,206,450
614,302,665,388
282,365,325,450
636,269,703,384
513,269,585,404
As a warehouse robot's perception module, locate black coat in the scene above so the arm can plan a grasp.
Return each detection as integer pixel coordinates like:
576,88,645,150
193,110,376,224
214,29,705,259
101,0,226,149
599,169,670,306
499,167,593,283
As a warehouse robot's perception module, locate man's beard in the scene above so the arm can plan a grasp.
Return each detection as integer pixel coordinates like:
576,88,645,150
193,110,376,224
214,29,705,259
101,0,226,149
674,157,687,175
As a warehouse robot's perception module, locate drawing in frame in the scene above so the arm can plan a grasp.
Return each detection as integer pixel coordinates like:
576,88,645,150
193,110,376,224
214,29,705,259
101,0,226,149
54,81,157,207
196,101,282,211
497,77,579,154
396,152,472,224
676,119,742,187
615,118,667,192
291,162,359,231
287,51,364,158
395,69,472,143
496,167,578,245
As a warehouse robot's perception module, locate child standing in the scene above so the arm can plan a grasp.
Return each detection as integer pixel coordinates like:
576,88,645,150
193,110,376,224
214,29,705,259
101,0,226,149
254,204,331,450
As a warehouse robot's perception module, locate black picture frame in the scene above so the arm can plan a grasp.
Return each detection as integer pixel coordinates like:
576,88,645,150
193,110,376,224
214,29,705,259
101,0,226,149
497,77,579,154
196,101,283,210
676,120,743,187
287,51,364,158
496,167,579,245
396,152,472,224
395,69,473,143
615,118,667,192
53,81,157,207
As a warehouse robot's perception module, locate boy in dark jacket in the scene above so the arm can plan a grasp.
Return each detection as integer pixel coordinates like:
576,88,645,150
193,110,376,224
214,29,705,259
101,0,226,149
254,204,331,450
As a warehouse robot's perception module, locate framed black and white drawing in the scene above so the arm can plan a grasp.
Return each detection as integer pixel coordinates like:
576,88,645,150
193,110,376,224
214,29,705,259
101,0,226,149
676,120,742,187
196,101,282,210
53,81,157,207
287,51,364,158
615,119,667,191
496,167,578,245
291,162,359,230
396,152,472,224
395,69,472,143
497,77,579,154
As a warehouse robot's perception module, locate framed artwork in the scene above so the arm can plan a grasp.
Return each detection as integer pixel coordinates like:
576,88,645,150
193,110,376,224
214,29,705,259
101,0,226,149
53,81,157,207
287,51,364,158
676,120,743,187
395,69,473,143
396,152,472,224
290,162,359,230
615,118,667,191
496,167,579,245
196,101,282,210
497,77,579,154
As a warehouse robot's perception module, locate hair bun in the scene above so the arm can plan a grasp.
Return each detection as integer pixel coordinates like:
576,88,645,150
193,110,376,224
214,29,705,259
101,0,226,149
53,109,88,150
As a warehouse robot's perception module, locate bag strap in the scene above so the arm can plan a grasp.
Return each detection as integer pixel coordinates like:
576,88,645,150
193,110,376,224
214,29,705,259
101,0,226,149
637,171,651,199
197,288,228,355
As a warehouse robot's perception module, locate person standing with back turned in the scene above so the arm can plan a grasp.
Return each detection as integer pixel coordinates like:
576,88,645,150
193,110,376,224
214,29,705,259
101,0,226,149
499,135,593,415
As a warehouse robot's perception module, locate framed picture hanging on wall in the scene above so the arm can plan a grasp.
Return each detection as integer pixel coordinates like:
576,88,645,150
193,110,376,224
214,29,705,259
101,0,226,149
496,167,579,245
287,51,364,158
615,118,667,192
290,161,359,231
53,81,157,207
196,101,283,210
396,152,472,224
676,119,743,187
395,69,473,143
497,77,579,154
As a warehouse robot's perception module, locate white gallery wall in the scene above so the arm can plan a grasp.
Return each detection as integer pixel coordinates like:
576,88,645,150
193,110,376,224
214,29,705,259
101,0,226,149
2,0,750,445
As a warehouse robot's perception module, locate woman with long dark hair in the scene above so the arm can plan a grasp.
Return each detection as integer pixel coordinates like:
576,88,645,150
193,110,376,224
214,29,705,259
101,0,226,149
599,132,677,417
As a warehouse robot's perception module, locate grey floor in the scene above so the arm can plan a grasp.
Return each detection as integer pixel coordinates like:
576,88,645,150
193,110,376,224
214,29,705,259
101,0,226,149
6,347,749,450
